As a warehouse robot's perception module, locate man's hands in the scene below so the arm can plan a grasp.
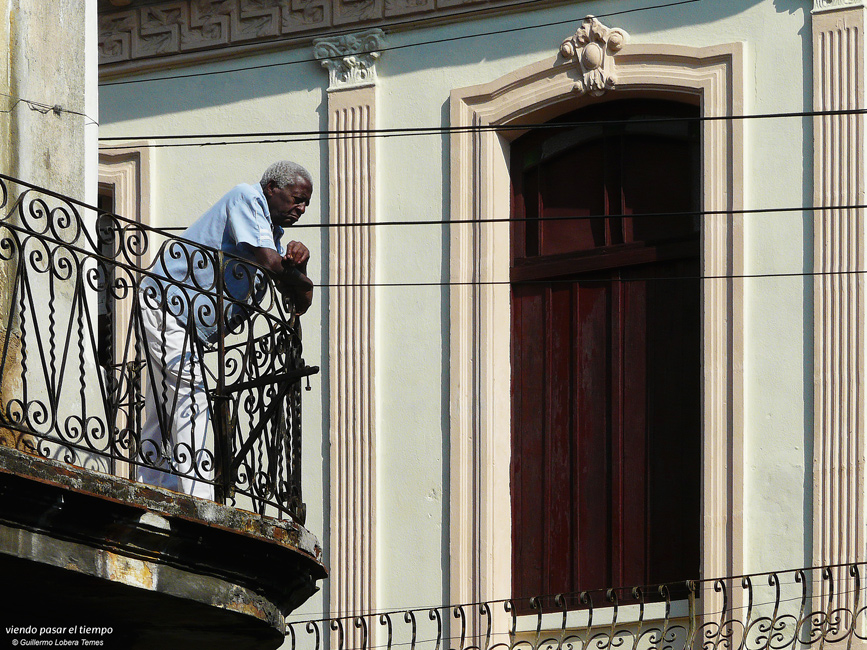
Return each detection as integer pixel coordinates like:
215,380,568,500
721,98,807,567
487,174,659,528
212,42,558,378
283,240,310,272
280,240,313,314
253,241,314,315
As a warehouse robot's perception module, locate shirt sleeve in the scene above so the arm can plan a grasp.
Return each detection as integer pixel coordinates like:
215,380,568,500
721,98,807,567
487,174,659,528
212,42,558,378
226,188,276,252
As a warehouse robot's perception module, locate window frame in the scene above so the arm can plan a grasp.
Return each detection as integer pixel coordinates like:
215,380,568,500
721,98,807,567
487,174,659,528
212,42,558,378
509,100,703,599
448,43,745,617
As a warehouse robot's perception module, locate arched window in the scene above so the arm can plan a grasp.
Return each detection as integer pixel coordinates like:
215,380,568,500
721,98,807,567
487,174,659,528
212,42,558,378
510,99,702,598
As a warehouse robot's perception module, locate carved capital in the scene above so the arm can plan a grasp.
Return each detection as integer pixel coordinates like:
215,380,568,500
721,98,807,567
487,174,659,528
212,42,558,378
313,29,386,90
559,16,629,97
814,0,866,12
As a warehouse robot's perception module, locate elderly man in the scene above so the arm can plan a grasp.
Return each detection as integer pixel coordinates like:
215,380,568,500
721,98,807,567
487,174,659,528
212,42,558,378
137,160,314,499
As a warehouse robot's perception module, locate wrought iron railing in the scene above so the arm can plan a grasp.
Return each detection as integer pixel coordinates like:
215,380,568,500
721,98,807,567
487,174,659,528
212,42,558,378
287,563,867,650
0,173,316,522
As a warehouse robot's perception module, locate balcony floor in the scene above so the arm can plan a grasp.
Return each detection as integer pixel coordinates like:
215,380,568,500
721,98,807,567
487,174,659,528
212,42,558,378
0,444,327,649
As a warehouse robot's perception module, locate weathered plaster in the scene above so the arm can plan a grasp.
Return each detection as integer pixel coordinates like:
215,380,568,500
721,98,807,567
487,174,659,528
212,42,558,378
0,0,97,454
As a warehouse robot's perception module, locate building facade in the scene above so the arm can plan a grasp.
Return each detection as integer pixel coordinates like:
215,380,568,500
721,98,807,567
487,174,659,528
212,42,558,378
0,3,326,647
94,0,860,645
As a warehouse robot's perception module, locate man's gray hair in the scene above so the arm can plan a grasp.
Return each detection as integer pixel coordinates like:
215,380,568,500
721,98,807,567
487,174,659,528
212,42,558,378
260,160,313,189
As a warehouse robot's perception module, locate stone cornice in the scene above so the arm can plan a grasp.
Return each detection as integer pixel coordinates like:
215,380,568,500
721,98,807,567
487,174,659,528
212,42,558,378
97,0,576,77
814,0,866,12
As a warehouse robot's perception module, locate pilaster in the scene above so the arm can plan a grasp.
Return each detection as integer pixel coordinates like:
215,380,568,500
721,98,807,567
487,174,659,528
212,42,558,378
811,4,867,578
314,29,383,624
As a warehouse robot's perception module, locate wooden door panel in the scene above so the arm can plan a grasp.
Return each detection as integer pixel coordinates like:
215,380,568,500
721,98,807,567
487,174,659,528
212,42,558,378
546,283,576,595
643,262,701,585
512,283,547,596
511,99,701,602
620,277,648,587
574,282,612,590
538,143,607,257
622,135,697,244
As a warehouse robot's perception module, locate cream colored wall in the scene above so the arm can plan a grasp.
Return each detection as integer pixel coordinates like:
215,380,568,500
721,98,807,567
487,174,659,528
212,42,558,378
98,0,814,626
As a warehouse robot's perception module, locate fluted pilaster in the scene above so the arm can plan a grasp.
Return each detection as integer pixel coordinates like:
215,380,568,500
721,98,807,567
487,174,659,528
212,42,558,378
314,30,382,625
812,6,867,576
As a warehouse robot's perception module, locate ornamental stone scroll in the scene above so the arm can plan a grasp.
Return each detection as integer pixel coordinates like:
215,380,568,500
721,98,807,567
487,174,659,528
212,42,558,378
813,0,865,11
313,27,382,643
559,16,629,97
313,29,386,91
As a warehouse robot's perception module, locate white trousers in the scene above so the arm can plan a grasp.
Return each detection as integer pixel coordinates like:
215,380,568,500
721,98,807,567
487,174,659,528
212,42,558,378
137,304,215,500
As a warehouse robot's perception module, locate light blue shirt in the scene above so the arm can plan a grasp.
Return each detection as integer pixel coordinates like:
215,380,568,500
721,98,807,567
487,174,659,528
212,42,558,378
145,183,284,344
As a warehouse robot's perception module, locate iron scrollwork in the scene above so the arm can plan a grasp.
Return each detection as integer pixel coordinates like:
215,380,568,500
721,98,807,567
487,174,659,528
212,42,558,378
286,563,867,650
0,173,316,521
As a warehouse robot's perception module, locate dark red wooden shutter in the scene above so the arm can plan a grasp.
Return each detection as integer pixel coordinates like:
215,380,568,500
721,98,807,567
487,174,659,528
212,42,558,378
511,99,701,600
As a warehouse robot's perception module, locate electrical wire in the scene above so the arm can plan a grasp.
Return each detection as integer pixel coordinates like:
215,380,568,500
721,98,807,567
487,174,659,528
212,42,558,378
98,0,703,88
100,0,551,86
0,177,851,288
147,199,850,233
298,267,855,289
0,167,848,287
99,104,844,150
0,92,99,126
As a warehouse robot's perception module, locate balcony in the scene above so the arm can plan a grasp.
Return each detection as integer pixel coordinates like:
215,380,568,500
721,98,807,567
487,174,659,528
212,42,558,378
0,174,326,648
287,563,867,650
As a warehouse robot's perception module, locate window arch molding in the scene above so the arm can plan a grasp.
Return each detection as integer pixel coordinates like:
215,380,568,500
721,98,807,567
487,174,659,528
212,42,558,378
447,42,745,607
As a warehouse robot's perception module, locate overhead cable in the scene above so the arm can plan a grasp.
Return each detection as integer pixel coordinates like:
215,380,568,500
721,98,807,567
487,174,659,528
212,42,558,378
153,200,862,232
0,92,99,126
300,268,867,289
98,106,853,150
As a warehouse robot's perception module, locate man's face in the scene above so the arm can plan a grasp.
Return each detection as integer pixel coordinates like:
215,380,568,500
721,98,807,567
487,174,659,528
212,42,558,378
265,178,312,227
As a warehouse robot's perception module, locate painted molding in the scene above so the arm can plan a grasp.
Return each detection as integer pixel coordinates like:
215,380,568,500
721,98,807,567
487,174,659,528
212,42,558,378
97,142,154,480
313,29,385,91
98,142,154,241
448,41,745,610
320,60,377,623
811,4,867,578
559,16,629,97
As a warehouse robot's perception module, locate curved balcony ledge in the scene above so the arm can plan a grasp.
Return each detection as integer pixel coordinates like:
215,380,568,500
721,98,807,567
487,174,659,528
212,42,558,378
0,443,327,649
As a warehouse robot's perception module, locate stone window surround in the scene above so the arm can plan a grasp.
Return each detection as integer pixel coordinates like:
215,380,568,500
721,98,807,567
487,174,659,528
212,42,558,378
448,42,745,606
98,142,153,241
97,143,154,480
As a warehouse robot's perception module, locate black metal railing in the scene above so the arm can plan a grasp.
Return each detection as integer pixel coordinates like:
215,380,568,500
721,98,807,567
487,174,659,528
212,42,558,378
0,173,316,522
287,563,867,650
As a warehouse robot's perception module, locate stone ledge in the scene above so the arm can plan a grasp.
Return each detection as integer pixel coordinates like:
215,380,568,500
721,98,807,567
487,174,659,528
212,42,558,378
0,444,327,649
